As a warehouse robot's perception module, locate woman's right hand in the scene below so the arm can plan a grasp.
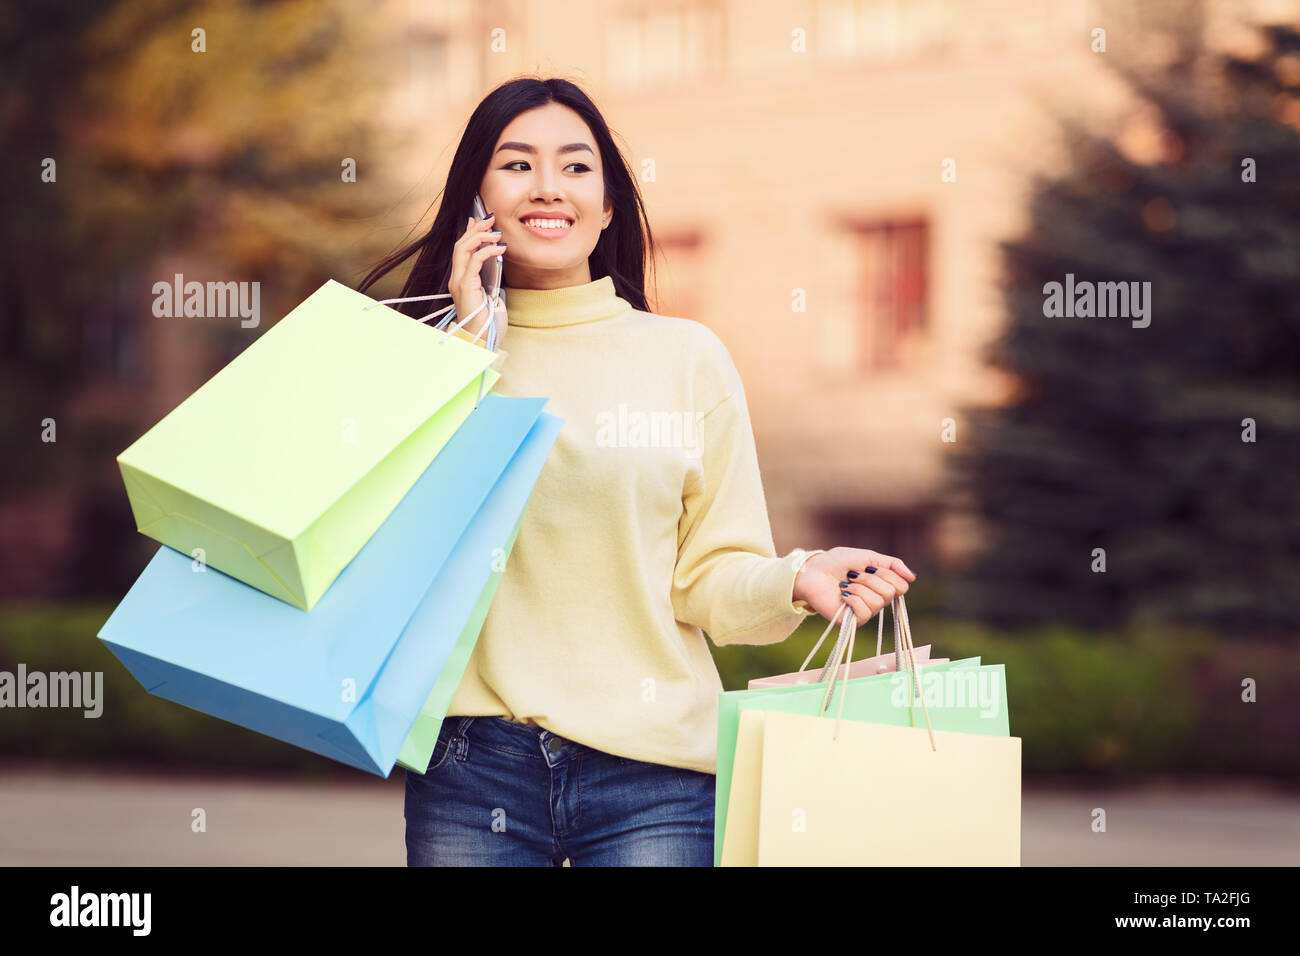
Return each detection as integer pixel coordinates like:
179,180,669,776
449,212,509,348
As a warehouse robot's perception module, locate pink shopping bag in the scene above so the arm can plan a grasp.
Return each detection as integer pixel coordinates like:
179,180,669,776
748,600,945,689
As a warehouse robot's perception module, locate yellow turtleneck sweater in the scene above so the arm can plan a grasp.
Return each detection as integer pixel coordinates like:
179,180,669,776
443,275,816,774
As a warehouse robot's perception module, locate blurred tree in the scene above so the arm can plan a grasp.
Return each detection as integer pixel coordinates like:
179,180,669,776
0,0,400,596
944,23,1300,638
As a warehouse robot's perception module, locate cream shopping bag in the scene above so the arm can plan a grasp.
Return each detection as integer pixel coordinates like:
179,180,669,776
755,595,1021,865
756,714,1021,866
720,601,976,866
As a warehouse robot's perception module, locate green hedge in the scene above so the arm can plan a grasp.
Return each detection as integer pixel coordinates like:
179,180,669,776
714,611,1299,779
0,603,361,781
2,602,1295,779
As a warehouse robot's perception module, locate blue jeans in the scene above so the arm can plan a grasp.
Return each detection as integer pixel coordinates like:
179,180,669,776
404,716,715,866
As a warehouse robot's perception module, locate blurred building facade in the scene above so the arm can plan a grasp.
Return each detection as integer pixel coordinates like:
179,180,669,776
5,0,1296,599
383,0,1298,570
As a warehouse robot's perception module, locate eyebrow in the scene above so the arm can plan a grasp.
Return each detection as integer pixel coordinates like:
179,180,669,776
494,141,595,157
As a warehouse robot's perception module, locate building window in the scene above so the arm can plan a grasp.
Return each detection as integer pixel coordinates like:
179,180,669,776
854,219,928,370
815,506,934,570
813,0,1088,63
406,29,452,112
211,322,252,372
815,0,956,62
83,276,143,384
605,2,725,89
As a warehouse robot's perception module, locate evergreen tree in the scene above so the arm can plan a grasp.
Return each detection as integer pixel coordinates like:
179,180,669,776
944,24,1300,638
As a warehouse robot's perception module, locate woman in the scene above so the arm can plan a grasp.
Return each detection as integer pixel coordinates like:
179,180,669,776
357,77,917,867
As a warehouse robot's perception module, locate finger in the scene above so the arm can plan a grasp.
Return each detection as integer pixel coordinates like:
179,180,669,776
454,215,498,249
458,226,503,259
844,563,907,591
841,569,897,601
845,576,897,607
876,553,917,581
837,587,885,626
470,239,507,262
450,216,500,283
860,566,909,596
854,550,916,581
449,218,476,286
458,212,496,238
463,244,507,301
468,215,499,242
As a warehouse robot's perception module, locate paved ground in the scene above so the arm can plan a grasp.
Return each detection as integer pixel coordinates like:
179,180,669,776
1,764,1297,866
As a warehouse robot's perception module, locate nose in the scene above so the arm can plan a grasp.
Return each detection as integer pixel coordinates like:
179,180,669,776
531,169,563,202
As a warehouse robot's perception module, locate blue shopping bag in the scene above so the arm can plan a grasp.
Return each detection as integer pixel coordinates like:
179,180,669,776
98,392,561,776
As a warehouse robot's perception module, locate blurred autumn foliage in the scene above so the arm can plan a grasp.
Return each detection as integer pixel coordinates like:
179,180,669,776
1,0,418,596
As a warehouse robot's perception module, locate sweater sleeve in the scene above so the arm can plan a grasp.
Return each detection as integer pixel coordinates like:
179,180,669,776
670,376,817,647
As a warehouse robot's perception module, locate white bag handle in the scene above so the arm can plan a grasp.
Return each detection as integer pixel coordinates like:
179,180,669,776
816,594,936,750
799,599,893,677
801,596,916,692
362,287,501,404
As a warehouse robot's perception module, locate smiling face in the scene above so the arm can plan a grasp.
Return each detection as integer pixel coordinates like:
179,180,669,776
479,102,613,291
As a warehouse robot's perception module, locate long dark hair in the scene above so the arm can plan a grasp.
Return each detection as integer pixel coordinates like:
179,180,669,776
356,76,658,315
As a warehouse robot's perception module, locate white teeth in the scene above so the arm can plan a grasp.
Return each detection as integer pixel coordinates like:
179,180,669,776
523,218,571,230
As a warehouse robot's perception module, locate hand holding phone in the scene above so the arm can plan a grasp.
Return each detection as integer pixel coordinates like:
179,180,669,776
472,194,503,301
447,194,508,347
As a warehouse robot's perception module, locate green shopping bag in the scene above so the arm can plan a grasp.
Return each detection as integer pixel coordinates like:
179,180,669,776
117,279,499,611
715,601,1009,866
747,595,1018,866
394,507,525,773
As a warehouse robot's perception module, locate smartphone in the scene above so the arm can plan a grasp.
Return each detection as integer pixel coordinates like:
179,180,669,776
472,193,503,302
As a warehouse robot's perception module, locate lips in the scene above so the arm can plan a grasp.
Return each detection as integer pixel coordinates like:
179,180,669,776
520,217,574,238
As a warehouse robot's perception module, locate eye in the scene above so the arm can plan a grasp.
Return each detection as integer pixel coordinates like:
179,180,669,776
503,161,592,173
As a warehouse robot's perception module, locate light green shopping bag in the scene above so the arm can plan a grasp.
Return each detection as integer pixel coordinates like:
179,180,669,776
117,279,499,611
394,507,525,773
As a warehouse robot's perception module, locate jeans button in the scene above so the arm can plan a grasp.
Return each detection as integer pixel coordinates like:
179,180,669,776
547,736,563,752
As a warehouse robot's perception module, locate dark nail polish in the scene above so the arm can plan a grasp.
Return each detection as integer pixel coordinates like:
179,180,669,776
838,581,848,588
847,571,859,579
840,590,851,597
865,566,877,573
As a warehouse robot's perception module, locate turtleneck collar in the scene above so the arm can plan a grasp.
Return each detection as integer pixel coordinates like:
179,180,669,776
502,275,629,328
